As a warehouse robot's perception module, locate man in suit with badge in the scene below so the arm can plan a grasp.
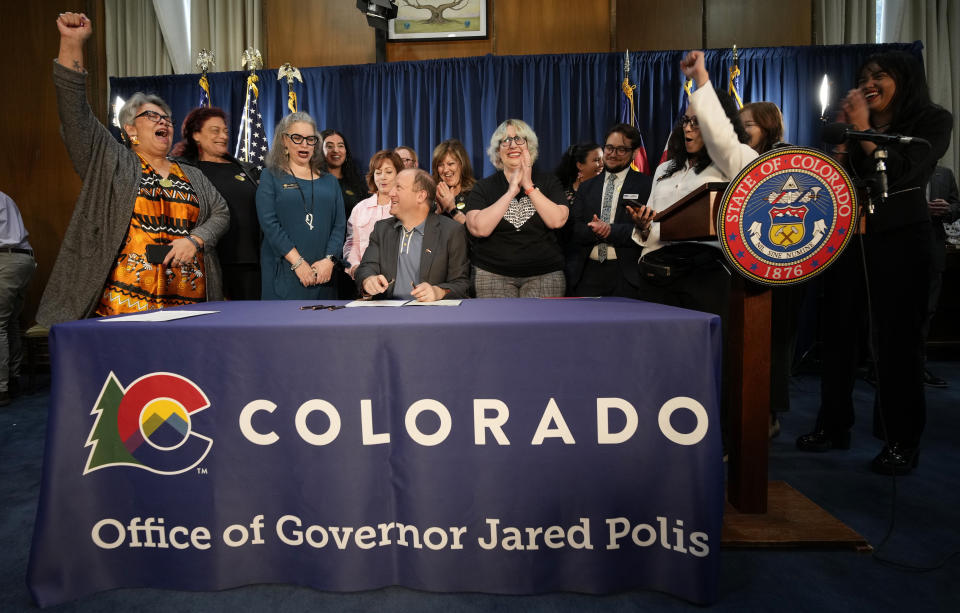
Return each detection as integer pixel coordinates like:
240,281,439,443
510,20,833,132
568,123,653,297
357,169,470,301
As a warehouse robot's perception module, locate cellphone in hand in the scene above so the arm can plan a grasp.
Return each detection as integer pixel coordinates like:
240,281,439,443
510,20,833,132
145,244,172,264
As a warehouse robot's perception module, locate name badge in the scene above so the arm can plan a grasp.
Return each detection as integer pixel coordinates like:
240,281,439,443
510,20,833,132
622,193,640,200
282,183,299,189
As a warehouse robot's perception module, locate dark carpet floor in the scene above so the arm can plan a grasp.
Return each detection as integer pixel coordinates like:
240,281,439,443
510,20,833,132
2,362,958,612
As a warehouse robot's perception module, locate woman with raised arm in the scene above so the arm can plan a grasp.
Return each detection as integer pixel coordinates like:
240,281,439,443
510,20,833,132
626,51,757,453
38,12,229,325
628,50,757,319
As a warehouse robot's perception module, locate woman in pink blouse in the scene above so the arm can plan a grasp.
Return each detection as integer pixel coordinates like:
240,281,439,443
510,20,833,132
343,150,405,278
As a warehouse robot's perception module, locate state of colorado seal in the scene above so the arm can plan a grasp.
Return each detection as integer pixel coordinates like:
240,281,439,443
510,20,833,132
718,147,857,286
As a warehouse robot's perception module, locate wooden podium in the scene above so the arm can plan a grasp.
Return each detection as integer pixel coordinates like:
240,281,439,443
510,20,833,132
656,183,772,513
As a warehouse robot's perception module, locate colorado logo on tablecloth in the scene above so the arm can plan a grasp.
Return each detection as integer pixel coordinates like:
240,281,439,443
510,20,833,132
718,147,857,286
83,372,212,475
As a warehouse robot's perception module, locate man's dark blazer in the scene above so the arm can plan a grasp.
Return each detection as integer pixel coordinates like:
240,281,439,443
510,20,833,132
355,213,471,298
568,168,653,291
928,166,960,272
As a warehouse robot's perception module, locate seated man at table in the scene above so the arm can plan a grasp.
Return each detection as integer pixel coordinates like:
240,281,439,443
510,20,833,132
356,169,470,301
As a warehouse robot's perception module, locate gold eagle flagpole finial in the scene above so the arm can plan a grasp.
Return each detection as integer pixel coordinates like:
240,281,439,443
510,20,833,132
278,63,303,114
196,49,215,107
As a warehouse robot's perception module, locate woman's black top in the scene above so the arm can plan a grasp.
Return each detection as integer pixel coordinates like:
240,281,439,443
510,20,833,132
849,105,953,233
464,170,567,277
196,160,261,264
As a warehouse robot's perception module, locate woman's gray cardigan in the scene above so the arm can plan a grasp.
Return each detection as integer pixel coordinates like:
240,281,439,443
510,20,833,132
37,61,229,326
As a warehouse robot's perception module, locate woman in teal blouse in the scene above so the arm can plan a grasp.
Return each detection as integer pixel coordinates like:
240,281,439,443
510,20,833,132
256,112,345,300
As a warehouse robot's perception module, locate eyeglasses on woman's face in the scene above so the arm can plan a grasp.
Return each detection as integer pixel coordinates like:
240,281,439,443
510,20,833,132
285,133,319,146
499,136,527,148
678,115,699,129
136,109,173,125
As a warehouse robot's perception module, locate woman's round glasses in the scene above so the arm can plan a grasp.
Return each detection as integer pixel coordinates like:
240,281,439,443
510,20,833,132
135,110,173,125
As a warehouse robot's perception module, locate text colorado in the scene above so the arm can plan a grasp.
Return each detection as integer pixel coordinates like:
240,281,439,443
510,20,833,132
239,396,709,447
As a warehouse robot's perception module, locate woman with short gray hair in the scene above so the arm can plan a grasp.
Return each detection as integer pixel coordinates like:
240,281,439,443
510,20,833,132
117,93,172,133
464,119,568,297
38,12,229,325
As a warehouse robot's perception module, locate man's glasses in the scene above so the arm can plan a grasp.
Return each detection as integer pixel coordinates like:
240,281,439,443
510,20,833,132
603,144,634,156
678,115,700,129
499,136,527,148
286,133,319,146
135,110,173,125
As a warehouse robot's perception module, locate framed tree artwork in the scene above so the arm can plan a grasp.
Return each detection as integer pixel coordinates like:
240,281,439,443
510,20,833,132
388,0,489,41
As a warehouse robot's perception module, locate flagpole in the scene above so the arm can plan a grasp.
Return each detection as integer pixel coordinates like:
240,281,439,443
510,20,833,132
729,44,743,109
239,48,263,163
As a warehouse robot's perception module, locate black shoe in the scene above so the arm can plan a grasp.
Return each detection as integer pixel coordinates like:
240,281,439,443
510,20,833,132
769,415,781,439
923,369,948,388
796,429,850,452
871,443,919,475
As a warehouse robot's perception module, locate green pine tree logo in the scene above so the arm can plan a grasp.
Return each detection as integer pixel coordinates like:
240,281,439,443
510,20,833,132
83,372,142,474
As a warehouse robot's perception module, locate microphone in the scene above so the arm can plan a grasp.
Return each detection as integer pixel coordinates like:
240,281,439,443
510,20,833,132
821,122,929,147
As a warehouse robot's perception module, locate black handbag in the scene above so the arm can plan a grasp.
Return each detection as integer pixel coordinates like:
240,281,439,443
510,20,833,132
639,243,720,285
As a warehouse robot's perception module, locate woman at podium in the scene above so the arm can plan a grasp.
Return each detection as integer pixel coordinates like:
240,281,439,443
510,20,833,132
628,50,757,325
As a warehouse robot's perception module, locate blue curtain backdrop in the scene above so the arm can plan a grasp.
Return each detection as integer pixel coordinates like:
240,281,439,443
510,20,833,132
109,42,921,179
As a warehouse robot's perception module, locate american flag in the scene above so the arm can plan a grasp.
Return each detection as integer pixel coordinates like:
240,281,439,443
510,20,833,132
234,75,269,170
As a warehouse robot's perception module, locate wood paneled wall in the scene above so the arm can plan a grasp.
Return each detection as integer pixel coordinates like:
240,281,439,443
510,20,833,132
493,0,611,56
615,0,703,51
6,0,816,324
266,1,815,67
705,0,812,48
263,0,374,68
0,1,108,326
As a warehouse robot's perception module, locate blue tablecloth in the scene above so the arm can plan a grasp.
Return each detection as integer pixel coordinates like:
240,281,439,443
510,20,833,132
28,298,723,606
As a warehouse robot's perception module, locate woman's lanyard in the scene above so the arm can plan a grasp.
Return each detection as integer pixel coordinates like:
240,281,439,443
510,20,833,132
290,168,316,230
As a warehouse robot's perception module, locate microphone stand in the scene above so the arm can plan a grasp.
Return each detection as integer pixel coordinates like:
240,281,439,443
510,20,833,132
869,147,889,215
